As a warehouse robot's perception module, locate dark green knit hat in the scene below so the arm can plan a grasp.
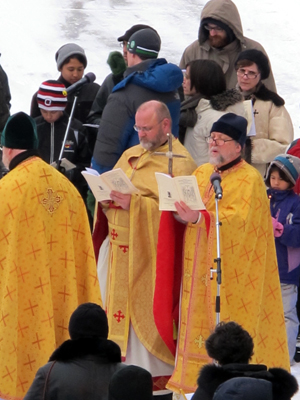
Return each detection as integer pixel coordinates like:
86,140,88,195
1,112,39,149
107,51,127,76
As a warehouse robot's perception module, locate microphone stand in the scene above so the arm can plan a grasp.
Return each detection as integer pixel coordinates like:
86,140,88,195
210,193,222,325
56,89,79,171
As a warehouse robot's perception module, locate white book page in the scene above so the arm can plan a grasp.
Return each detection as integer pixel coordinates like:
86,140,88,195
155,172,180,211
101,168,139,194
81,172,112,201
175,175,206,210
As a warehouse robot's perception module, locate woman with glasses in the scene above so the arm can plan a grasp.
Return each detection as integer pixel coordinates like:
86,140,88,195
235,49,294,177
180,59,245,166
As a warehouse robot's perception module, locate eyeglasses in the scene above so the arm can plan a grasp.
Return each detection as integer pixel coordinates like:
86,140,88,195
236,68,259,79
134,119,164,133
204,24,224,32
205,136,234,146
119,41,127,47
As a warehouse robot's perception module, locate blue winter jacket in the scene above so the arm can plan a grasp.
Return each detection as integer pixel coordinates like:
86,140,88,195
268,188,300,286
91,58,182,174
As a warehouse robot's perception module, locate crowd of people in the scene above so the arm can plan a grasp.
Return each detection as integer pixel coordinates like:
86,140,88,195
0,0,300,399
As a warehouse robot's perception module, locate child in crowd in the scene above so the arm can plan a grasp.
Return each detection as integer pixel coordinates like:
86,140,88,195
265,154,300,365
34,79,91,201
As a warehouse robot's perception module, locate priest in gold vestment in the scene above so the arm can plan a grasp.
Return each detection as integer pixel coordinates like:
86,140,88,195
167,113,289,394
93,101,197,394
0,112,101,400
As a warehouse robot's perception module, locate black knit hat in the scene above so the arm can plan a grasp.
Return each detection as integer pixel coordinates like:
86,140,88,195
213,377,273,400
68,303,109,340
235,49,270,80
1,112,38,150
109,366,153,400
127,28,161,59
211,113,247,146
117,24,156,42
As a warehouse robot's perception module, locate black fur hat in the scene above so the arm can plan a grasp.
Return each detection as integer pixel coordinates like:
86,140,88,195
68,303,108,340
235,49,270,80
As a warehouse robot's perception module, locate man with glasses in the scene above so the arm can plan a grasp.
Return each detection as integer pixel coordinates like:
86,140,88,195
165,113,289,395
179,0,276,91
87,24,155,129
91,28,183,175
93,100,196,399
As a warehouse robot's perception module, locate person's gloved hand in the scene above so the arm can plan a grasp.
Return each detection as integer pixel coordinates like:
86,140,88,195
272,217,284,237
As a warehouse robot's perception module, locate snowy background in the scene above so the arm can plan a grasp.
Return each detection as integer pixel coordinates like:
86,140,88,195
0,0,299,138
1,0,300,395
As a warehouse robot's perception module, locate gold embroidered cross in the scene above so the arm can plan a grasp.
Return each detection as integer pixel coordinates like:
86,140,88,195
41,188,63,215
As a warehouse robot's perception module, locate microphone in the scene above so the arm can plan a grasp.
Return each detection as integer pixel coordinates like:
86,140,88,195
210,172,223,199
62,72,96,96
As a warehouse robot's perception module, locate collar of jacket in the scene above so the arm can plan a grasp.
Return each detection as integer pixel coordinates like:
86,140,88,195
210,88,243,111
9,149,40,171
48,337,122,363
113,58,183,94
267,188,294,202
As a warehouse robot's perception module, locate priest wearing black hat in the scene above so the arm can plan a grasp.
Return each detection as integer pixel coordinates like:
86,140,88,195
0,113,101,399
162,113,290,394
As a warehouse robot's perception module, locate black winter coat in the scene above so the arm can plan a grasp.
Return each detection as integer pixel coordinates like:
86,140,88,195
192,363,298,400
24,338,125,400
35,112,91,199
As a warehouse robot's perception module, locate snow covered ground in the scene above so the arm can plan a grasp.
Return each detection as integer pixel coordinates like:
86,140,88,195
0,0,299,138
1,0,300,396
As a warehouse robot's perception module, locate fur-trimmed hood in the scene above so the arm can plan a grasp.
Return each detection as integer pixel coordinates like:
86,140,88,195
49,337,122,363
192,363,298,400
210,88,243,111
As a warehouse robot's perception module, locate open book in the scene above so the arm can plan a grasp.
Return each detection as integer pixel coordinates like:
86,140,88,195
155,173,206,211
81,168,139,202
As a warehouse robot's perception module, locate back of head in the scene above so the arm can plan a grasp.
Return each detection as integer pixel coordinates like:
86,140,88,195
213,377,273,400
118,24,158,42
211,113,247,147
68,302,109,340
205,321,254,364
235,49,270,80
1,112,38,150
189,59,226,97
55,43,87,70
109,365,153,400
127,28,161,60
37,80,67,111
265,154,300,187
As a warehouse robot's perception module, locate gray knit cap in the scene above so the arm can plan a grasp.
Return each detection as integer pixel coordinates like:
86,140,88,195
55,43,87,70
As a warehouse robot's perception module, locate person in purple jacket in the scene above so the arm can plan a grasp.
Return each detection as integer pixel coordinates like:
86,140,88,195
265,154,300,365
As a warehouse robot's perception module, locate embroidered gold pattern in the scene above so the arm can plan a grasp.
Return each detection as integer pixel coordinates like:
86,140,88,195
41,188,63,215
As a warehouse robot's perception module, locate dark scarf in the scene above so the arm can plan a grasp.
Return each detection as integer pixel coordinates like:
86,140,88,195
179,93,203,143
